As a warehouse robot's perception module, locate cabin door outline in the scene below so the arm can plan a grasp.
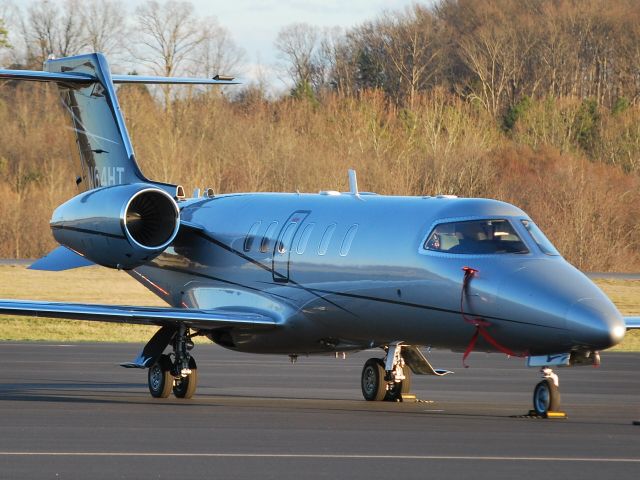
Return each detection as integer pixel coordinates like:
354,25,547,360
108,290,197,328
272,211,310,283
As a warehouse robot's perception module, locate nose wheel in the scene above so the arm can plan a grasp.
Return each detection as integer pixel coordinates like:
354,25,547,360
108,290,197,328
532,367,561,416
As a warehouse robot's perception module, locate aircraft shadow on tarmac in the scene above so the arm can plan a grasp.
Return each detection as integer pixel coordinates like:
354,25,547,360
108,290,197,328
0,383,636,428
0,381,559,420
0,381,155,406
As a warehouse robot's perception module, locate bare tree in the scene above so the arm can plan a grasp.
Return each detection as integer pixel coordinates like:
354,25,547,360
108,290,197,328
82,0,128,58
314,27,343,95
436,0,539,117
132,0,206,107
323,9,445,105
381,5,442,109
275,23,320,90
20,0,87,63
334,22,388,94
21,0,58,62
133,0,205,77
195,18,245,78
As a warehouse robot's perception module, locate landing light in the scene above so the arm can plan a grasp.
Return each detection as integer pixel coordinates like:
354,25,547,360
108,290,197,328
612,325,626,343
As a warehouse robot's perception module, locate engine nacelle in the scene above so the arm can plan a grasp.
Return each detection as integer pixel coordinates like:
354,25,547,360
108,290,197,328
51,183,180,269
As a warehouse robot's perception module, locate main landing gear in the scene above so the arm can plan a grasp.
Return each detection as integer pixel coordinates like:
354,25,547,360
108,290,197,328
361,344,412,402
148,324,198,399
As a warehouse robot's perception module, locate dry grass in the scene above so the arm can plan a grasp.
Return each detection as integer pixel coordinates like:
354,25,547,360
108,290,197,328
0,264,162,342
0,263,639,350
1,87,639,272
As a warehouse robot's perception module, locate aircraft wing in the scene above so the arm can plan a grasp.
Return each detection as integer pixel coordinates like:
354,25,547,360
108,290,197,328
0,299,278,330
625,317,640,330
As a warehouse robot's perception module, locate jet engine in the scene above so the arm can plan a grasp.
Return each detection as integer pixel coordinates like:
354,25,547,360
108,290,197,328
51,183,180,269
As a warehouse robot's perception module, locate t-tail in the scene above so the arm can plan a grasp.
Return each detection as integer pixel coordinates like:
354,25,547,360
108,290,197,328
1,52,236,192
47,53,148,190
0,53,236,271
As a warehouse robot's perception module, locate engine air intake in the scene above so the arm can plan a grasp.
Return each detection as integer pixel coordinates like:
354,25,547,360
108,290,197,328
125,190,178,249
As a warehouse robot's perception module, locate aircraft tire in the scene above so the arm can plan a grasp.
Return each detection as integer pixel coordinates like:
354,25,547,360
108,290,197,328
533,378,560,416
148,354,173,398
173,357,198,399
384,367,412,402
361,358,387,401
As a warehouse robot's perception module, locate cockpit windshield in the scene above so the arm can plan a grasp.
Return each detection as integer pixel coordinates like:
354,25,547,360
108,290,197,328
424,219,529,254
521,219,560,256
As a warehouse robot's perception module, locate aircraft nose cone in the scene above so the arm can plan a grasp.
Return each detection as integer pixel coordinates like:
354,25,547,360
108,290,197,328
565,298,626,349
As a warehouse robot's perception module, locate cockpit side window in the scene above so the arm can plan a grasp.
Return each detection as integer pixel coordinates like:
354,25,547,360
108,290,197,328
521,219,560,256
424,219,529,254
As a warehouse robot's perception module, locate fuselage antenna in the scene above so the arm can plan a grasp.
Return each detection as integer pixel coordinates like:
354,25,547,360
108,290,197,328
348,169,359,198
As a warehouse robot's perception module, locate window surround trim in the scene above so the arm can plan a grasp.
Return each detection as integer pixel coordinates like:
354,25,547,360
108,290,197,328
418,215,534,257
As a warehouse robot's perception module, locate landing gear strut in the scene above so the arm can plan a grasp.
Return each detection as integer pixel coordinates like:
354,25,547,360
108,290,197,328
147,324,198,399
361,344,412,402
532,367,561,416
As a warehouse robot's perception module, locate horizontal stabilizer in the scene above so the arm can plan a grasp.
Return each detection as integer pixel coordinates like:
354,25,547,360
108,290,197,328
0,299,279,331
0,68,237,86
625,317,640,329
111,74,238,85
0,69,94,84
29,246,95,271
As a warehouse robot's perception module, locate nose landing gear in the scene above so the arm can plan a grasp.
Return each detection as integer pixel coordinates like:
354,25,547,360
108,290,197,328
532,367,562,417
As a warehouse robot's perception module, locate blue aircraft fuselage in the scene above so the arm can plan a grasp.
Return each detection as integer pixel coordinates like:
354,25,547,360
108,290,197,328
133,192,625,356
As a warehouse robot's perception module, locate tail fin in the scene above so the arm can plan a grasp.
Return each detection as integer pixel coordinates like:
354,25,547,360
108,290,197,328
46,53,145,190
0,53,237,192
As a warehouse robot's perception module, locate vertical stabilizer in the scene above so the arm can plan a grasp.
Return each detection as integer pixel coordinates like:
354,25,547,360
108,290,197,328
45,53,148,190
1,53,236,193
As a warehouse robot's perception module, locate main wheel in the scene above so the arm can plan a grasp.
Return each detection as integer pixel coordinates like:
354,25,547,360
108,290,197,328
148,354,173,398
173,357,198,399
361,358,387,401
533,378,560,416
385,367,412,402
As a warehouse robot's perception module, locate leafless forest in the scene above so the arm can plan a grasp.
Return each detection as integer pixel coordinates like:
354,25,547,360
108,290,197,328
0,0,640,271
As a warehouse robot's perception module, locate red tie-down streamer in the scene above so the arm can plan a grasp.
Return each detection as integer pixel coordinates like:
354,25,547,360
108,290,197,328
460,267,526,367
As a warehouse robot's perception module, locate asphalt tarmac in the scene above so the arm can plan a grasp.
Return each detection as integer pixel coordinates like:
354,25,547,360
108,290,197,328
0,343,638,479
